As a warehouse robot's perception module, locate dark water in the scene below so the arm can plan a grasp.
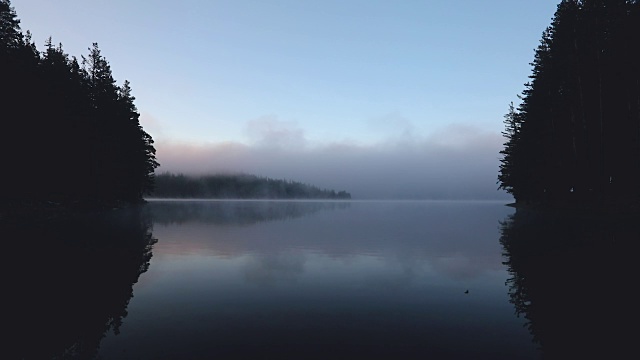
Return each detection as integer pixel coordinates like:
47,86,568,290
4,200,633,359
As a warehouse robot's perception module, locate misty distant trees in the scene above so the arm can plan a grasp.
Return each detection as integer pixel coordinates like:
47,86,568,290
498,0,640,209
0,0,158,207
153,173,352,199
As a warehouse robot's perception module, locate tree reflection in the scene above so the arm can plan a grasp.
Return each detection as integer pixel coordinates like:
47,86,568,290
499,208,635,359
149,200,350,226
3,207,156,360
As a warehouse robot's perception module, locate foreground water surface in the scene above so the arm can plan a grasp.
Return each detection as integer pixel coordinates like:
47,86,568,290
5,200,634,359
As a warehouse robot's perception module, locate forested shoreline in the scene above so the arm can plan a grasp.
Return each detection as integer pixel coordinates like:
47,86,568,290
152,173,352,200
498,0,640,211
1,0,158,211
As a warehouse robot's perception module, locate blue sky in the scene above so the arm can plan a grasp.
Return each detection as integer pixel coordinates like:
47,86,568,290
12,0,560,199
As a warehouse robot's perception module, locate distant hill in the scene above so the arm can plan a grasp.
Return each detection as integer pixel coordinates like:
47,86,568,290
151,173,351,199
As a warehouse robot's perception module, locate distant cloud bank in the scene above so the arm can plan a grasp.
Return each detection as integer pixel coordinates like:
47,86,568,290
154,120,510,200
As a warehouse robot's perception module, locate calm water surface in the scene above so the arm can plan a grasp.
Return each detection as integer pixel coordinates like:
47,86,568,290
11,199,632,359
97,200,537,359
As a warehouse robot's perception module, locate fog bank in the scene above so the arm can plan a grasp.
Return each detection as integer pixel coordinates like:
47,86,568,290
154,123,510,200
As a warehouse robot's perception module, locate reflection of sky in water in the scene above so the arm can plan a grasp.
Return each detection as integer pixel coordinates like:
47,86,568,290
99,200,537,359
148,200,511,280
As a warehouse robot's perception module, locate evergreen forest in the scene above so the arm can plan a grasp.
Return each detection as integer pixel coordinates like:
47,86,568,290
498,0,640,209
0,0,158,209
153,173,352,200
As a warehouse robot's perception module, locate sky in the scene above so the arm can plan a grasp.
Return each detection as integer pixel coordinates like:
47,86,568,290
11,0,561,199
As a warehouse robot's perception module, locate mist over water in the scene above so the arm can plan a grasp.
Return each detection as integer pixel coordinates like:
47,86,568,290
96,200,536,359
154,121,510,200
8,199,631,358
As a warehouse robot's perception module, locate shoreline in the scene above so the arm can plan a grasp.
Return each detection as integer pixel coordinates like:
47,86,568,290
505,201,640,218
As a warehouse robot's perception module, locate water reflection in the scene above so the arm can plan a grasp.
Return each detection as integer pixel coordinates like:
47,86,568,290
146,200,511,273
3,208,156,360
500,209,635,359
149,199,351,226
96,200,536,359
243,252,306,285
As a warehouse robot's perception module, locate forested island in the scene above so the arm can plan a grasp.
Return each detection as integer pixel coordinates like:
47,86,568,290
152,173,351,199
1,0,158,212
498,1,640,211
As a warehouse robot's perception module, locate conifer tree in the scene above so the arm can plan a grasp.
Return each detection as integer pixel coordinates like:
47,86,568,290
499,0,640,208
1,1,158,207
0,0,22,53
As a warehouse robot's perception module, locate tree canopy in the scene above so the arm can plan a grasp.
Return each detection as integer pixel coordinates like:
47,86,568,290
498,0,640,209
152,172,352,200
0,0,158,207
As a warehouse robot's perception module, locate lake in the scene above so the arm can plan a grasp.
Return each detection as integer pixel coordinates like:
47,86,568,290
5,200,633,359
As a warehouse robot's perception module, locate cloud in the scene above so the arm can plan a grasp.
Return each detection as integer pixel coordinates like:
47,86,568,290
366,112,417,143
154,122,509,200
245,115,307,149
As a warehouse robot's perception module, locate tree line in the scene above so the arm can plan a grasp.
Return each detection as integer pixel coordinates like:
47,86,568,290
498,0,640,209
0,0,158,208
153,172,352,199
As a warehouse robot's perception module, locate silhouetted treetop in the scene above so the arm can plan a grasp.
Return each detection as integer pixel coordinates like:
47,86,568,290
0,0,21,52
498,0,640,210
0,1,158,209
